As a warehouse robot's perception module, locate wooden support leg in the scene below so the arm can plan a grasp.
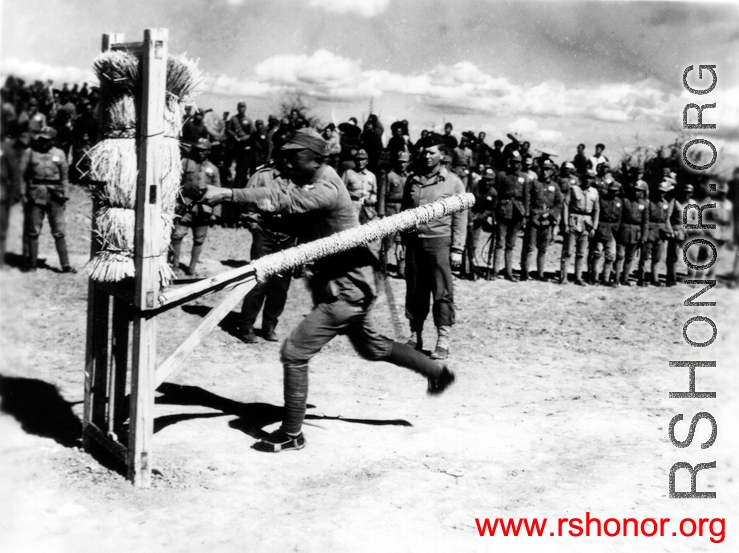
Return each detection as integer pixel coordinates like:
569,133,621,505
109,298,131,439
128,311,157,487
84,285,110,446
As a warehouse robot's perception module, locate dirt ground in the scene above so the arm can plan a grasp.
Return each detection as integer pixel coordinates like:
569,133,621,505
1,185,737,553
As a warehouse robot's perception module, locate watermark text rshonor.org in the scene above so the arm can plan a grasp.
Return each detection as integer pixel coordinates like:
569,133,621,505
669,64,720,499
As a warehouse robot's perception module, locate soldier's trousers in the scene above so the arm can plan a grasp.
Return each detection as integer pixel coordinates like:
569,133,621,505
405,235,455,328
24,199,71,268
25,200,67,240
240,231,294,331
278,299,443,435
615,242,640,282
639,238,666,280
493,215,523,276
561,229,589,281
521,224,552,275
589,235,617,278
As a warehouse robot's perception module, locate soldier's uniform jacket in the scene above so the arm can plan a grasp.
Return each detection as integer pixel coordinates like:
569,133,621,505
594,196,623,242
20,146,68,206
379,169,407,217
244,165,293,242
557,175,579,196
564,184,599,232
617,198,648,244
402,166,467,252
645,197,672,242
178,157,221,218
528,178,563,227
343,168,377,205
231,164,377,307
494,169,530,220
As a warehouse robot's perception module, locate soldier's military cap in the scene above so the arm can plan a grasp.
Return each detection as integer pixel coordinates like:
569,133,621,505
658,180,675,192
237,101,247,108
192,137,212,150
541,159,555,169
282,128,328,156
683,184,694,193
396,151,411,162
354,149,369,160
415,133,445,149
564,161,575,170
608,180,621,191
36,126,57,139
508,150,522,162
634,180,648,191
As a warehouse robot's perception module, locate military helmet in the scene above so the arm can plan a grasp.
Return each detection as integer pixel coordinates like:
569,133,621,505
192,137,211,150
634,180,648,191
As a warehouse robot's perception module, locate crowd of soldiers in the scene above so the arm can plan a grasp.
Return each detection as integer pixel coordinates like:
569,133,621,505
1,77,102,272
2,86,738,353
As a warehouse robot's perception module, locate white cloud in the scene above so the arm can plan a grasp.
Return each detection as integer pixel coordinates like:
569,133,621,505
308,0,391,18
508,118,563,146
0,57,96,86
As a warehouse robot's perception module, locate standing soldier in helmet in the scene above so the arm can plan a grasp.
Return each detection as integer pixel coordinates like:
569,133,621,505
492,150,530,280
560,169,599,285
588,179,623,285
614,179,649,286
343,149,378,224
170,138,221,276
379,150,410,276
20,126,76,273
638,178,674,286
520,159,562,281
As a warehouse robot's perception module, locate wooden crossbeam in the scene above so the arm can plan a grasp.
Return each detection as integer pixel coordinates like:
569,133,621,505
157,264,256,310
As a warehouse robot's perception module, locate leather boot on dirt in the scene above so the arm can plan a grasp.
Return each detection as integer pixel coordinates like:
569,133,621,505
574,259,586,286
240,327,259,344
262,322,279,342
188,243,204,276
25,238,39,272
430,325,451,360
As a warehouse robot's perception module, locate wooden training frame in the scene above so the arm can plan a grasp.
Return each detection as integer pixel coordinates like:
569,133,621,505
83,29,475,487
83,29,259,487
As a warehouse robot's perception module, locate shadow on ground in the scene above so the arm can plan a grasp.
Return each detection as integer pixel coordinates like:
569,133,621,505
156,382,412,440
0,376,82,447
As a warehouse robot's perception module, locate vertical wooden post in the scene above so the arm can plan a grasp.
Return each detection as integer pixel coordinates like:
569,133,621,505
109,298,131,438
128,28,168,487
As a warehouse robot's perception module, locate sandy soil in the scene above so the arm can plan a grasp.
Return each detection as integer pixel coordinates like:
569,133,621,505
1,185,737,552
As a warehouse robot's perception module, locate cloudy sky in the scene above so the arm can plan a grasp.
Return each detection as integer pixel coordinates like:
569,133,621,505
2,0,738,170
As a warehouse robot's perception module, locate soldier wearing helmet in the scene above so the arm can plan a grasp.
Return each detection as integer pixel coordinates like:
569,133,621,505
379,150,411,276
521,158,562,281
491,149,531,281
20,126,76,272
588,178,623,285
638,178,675,286
342,148,378,224
170,137,221,276
614,179,648,286
560,168,599,285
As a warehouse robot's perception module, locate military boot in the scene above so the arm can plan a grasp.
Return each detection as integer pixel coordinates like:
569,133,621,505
574,258,586,286
187,243,204,276
25,238,39,272
536,252,546,280
55,237,76,273
504,250,516,281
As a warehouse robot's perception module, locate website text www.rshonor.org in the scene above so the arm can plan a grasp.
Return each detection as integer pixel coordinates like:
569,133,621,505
475,514,725,543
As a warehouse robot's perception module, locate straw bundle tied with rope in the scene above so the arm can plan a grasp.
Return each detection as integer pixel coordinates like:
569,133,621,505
84,49,201,285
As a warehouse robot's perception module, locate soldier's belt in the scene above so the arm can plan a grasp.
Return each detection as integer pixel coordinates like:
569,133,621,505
30,179,61,186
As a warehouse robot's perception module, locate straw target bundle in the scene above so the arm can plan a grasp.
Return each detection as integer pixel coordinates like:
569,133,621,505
85,50,202,284
251,193,476,283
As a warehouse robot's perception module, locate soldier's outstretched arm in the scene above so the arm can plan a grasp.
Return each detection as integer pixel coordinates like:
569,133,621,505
202,179,339,215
